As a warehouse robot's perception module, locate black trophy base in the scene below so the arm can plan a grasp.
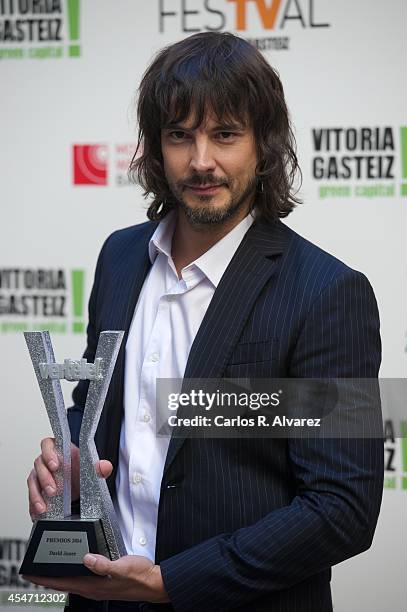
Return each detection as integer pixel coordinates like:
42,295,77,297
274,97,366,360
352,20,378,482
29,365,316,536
20,516,110,577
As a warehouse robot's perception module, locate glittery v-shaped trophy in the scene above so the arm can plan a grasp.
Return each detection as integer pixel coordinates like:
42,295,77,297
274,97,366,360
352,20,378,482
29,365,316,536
20,331,126,577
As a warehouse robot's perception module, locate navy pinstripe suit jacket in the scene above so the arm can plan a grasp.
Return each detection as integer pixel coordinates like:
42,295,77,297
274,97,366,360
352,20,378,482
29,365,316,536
68,217,383,612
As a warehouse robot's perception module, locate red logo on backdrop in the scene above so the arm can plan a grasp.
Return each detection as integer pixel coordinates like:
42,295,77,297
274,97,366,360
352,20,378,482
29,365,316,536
73,144,108,185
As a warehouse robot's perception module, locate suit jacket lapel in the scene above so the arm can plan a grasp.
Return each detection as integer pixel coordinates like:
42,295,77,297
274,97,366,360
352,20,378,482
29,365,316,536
163,218,290,474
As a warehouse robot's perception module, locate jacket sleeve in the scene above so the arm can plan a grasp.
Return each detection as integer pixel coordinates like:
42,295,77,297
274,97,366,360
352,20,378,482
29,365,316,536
159,270,384,611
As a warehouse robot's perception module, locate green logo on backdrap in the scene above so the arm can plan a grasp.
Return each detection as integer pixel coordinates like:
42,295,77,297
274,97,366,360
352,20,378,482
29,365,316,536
311,125,407,200
401,421,407,490
0,0,81,60
0,267,85,335
384,419,407,491
67,0,80,57
400,127,407,197
71,269,85,334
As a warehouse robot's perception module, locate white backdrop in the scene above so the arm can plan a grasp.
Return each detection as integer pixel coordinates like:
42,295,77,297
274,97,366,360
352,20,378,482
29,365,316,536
1,1,406,610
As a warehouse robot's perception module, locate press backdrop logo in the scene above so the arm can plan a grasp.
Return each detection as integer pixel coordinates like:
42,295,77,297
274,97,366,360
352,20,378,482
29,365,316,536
159,0,331,52
72,143,137,187
73,144,108,186
0,268,85,334
0,0,81,60
311,126,407,200
384,420,407,491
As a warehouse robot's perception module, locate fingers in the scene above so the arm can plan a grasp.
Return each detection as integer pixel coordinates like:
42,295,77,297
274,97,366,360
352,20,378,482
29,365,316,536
28,437,112,519
96,460,113,480
27,438,58,518
83,554,114,577
34,454,57,493
27,469,46,517
40,437,59,471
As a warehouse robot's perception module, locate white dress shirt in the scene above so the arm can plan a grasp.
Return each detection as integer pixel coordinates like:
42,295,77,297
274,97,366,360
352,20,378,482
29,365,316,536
115,209,254,560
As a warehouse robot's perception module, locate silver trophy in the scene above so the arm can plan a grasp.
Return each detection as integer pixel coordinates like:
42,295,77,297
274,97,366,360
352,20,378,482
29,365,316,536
20,331,126,577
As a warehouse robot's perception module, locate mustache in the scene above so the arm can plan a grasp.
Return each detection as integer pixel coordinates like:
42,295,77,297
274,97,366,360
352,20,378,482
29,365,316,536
181,174,229,188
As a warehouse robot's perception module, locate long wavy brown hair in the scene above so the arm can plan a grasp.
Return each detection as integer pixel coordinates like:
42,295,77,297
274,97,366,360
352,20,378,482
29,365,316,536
129,32,301,221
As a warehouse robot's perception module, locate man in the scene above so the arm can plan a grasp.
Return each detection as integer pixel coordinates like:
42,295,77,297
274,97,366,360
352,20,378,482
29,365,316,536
27,32,383,611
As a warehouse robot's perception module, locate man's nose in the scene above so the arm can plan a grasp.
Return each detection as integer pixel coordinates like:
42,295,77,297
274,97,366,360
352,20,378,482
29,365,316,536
189,138,216,173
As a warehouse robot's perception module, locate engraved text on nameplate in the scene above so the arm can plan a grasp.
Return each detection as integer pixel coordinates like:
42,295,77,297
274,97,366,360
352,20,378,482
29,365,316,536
33,531,90,564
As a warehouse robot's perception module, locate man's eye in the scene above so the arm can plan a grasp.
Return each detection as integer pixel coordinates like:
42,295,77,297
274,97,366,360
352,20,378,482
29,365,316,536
217,132,236,140
169,131,187,140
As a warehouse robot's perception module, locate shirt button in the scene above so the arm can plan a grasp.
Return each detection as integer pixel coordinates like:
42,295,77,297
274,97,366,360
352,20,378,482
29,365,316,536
132,473,142,485
150,352,159,362
139,536,147,546
143,413,151,423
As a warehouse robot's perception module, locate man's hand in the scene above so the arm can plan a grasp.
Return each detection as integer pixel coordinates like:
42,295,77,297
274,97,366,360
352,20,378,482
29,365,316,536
24,554,169,603
27,437,113,518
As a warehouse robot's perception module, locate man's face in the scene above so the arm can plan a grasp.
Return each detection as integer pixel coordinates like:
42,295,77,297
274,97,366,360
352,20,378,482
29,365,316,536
161,111,258,225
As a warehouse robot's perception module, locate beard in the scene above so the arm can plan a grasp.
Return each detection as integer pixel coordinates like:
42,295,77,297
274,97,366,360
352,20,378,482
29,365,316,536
167,173,257,226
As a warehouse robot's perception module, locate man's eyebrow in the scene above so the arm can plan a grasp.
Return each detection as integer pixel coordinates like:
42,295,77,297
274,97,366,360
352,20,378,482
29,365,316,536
162,123,187,131
162,121,247,131
211,122,246,131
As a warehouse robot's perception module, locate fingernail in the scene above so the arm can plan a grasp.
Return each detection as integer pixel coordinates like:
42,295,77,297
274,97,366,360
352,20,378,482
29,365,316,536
49,460,58,470
34,502,44,513
84,554,96,566
45,486,56,496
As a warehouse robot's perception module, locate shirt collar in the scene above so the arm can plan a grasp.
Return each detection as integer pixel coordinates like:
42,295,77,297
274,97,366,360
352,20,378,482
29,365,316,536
191,212,255,287
149,210,177,263
148,209,255,288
